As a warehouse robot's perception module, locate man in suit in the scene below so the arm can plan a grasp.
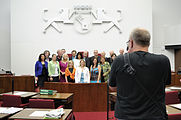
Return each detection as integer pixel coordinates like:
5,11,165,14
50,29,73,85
106,50,114,64
83,51,90,69
69,50,77,61
56,49,62,62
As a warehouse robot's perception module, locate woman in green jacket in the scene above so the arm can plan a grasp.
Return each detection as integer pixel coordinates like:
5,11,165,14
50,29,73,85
48,54,60,82
100,56,111,82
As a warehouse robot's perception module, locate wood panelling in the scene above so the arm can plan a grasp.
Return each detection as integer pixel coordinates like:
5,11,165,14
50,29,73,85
0,76,35,93
44,82,107,112
167,73,181,87
175,49,181,72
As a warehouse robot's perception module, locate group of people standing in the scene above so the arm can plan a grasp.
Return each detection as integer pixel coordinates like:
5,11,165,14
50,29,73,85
35,49,124,89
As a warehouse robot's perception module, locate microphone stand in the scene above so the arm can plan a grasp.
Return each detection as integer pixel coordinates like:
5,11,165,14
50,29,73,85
10,72,14,94
12,76,14,94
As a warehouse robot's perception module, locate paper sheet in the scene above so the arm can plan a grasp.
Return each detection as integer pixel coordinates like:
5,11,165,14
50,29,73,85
14,92,27,95
0,108,8,113
29,111,49,117
44,108,64,119
165,88,172,92
0,107,23,114
168,87,181,90
170,104,181,109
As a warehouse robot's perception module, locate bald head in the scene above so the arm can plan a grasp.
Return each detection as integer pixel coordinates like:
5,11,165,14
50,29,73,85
109,50,114,57
130,28,150,47
119,48,124,55
83,51,88,57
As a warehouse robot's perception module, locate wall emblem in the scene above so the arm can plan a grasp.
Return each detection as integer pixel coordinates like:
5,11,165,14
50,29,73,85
43,5,122,34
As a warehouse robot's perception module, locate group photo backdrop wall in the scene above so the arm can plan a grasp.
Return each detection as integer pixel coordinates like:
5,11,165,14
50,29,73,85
11,0,152,75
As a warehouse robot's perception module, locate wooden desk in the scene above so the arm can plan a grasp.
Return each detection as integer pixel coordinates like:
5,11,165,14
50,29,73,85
9,108,72,120
167,105,181,114
0,107,23,120
109,87,181,103
0,91,38,103
167,73,181,87
0,91,38,98
32,93,73,104
0,113,9,120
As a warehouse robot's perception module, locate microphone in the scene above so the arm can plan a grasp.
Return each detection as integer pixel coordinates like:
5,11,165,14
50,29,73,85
0,68,5,71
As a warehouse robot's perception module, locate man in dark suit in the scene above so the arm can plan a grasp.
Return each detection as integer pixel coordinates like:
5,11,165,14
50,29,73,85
56,49,62,62
106,50,114,64
69,50,77,61
83,51,90,69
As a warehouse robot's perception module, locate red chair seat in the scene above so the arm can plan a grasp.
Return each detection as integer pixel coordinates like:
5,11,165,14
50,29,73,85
0,101,3,107
2,94,29,108
165,91,180,105
168,113,181,120
73,111,116,120
29,99,55,109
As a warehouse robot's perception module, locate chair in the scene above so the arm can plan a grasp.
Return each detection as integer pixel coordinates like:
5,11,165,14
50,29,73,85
29,99,64,109
0,101,3,107
168,113,181,120
78,51,89,57
29,99,55,109
165,91,180,105
68,54,72,58
66,113,75,120
73,111,117,120
2,94,29,107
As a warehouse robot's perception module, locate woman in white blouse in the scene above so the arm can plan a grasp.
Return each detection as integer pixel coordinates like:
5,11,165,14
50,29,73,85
75,59,90,83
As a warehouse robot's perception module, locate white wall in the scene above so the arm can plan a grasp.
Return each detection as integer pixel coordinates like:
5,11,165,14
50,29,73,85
11,0,152,75
0,0,11,71
152,0,181,71
164,24,181,45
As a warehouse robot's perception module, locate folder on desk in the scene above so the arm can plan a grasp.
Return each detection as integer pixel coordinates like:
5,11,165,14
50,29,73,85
40,89,53,95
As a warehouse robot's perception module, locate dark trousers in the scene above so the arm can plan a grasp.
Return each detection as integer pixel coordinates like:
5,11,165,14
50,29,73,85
52,76,59,82
38,75,48,87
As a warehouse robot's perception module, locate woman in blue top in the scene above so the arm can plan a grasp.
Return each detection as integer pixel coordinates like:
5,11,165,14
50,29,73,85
35,53,48,91
90,58,101,83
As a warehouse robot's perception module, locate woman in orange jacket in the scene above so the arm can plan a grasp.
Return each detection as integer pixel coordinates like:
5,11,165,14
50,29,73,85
65,60,76,83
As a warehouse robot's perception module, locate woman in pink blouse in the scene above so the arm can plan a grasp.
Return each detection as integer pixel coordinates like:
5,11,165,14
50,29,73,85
59,54,68,82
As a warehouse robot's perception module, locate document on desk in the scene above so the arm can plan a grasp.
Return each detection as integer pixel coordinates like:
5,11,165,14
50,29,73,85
14,92,27,95
165,88,172,92
29,111,49,117
0,108,8,113
168,87,181,90
170,104,181,110
44,108,64,119
0,107,23,114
